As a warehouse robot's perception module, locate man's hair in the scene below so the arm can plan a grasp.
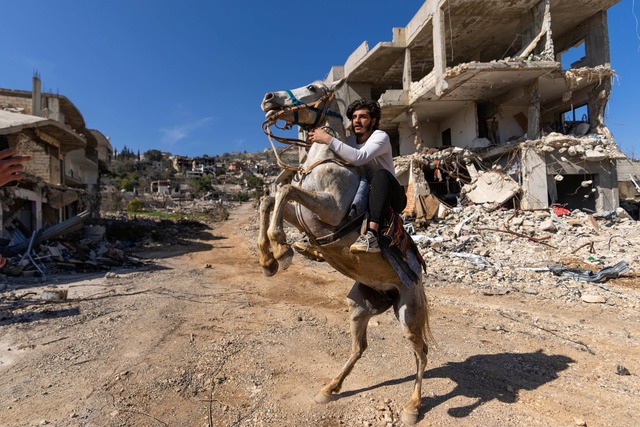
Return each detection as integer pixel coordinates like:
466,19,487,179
346,99,381,130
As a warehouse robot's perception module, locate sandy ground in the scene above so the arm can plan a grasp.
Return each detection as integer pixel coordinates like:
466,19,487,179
0,202,638,427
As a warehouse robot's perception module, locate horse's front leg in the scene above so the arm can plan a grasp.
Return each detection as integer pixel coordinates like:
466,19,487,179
268,183,338,269
258,194,301,275
257,195,279,276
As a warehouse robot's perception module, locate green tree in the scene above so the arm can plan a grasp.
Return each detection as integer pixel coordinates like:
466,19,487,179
120,176,138,192
189,177,213,195
112,159,137,176
144,149,163,162
246,175,264,189
234,191,250,202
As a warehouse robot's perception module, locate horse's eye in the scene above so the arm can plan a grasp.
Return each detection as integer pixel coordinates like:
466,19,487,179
306,85,317,92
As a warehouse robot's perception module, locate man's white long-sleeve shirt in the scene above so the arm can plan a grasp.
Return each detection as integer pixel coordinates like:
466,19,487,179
328,130,396,180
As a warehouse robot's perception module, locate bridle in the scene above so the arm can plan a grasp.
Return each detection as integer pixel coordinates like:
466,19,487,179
262,86,344,171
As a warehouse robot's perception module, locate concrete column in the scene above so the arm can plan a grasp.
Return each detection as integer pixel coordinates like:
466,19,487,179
520,147,548,209
433,4,447,96
526,80,540,139
542,0,553,55
406,107,423,151
402,48,412,92
32,75,41,117
518,0,553,58
586,11,611,67
588,77,612,138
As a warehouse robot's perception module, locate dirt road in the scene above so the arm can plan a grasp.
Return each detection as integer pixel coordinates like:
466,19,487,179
1,202,638,426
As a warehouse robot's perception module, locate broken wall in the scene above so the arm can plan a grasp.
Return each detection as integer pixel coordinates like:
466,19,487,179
497,106,529,143
0,94,31,113
439,102,476,148
616,158,640,199
14,133,61,184
521,148,619,212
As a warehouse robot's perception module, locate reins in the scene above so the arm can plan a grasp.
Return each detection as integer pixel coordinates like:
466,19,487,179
262,87,343,172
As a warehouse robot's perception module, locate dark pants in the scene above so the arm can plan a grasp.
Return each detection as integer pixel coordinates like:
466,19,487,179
368,169,407,225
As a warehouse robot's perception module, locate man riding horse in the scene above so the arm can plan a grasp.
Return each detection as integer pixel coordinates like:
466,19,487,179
308,99,407,254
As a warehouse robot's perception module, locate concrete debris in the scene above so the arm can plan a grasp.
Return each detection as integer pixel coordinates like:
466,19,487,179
581,294,607,304
528,132,625,160
460,171,520,208
405,202,638,307
41,287,68,301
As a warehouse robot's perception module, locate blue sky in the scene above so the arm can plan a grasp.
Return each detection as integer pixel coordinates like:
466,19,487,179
2,0,638,158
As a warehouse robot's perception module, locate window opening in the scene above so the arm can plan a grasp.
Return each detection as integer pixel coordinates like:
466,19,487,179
561,104,589,135
560,40,586,69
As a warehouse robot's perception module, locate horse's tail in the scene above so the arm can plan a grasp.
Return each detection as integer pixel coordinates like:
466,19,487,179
417,278,435,350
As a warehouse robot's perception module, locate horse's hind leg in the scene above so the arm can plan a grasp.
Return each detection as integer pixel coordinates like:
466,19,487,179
395,287,430,425
315,283,393,404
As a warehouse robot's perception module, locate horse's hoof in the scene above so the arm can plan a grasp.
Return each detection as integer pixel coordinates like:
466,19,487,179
262,261,279,277
400,409,419,425
314,391,335,404
278,247,294,270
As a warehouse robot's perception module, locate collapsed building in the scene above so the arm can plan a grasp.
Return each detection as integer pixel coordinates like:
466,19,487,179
0,74,112,246
324,0,629,216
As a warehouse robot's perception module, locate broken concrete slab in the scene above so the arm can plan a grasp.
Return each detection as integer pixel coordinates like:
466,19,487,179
461,171,520,206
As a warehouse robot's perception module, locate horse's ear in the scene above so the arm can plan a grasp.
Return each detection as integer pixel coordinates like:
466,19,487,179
328,77,346,92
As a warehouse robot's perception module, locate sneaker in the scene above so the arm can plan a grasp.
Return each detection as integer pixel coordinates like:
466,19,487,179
349,231,380,253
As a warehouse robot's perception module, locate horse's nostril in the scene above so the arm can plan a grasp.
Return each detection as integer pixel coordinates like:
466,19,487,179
264,93,274,101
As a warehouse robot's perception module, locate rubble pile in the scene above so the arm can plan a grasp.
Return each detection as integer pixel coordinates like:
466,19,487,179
410,204,639,307
528,133,626,160
99,216,211,248
0,215,213,278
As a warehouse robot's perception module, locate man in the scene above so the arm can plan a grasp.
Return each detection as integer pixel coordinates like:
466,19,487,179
308,99,406,253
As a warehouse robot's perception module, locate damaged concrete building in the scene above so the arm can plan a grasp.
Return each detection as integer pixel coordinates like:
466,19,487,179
0,75,112,245
325,0,626,215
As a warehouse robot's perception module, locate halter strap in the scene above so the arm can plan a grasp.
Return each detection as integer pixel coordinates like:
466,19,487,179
283,89,343,130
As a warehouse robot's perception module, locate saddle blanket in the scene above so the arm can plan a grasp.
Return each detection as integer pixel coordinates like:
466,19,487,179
379,208,426,287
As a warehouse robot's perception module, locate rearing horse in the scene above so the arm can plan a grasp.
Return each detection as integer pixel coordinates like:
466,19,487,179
258,78,431,425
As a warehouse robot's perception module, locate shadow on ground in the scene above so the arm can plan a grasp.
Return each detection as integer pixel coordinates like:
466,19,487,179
339,350,574,420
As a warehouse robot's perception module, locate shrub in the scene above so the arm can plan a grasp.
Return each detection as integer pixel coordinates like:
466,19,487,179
127,198,145,212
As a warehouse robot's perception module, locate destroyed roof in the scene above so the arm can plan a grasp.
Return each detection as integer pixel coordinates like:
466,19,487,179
0,110,86,152
342,0,620,88
0,87,87,131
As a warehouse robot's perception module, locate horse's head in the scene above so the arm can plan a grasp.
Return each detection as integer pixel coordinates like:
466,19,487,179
261,78,345,129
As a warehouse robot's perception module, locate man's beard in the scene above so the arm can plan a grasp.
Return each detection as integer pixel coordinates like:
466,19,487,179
354,122,371,135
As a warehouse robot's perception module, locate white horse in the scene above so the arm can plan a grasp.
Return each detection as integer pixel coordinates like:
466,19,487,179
258,78,431,425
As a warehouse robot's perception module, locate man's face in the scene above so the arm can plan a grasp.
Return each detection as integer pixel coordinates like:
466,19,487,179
351,108,376,137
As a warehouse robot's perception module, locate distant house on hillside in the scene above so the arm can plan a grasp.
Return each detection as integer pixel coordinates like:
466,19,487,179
227,162,244,172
